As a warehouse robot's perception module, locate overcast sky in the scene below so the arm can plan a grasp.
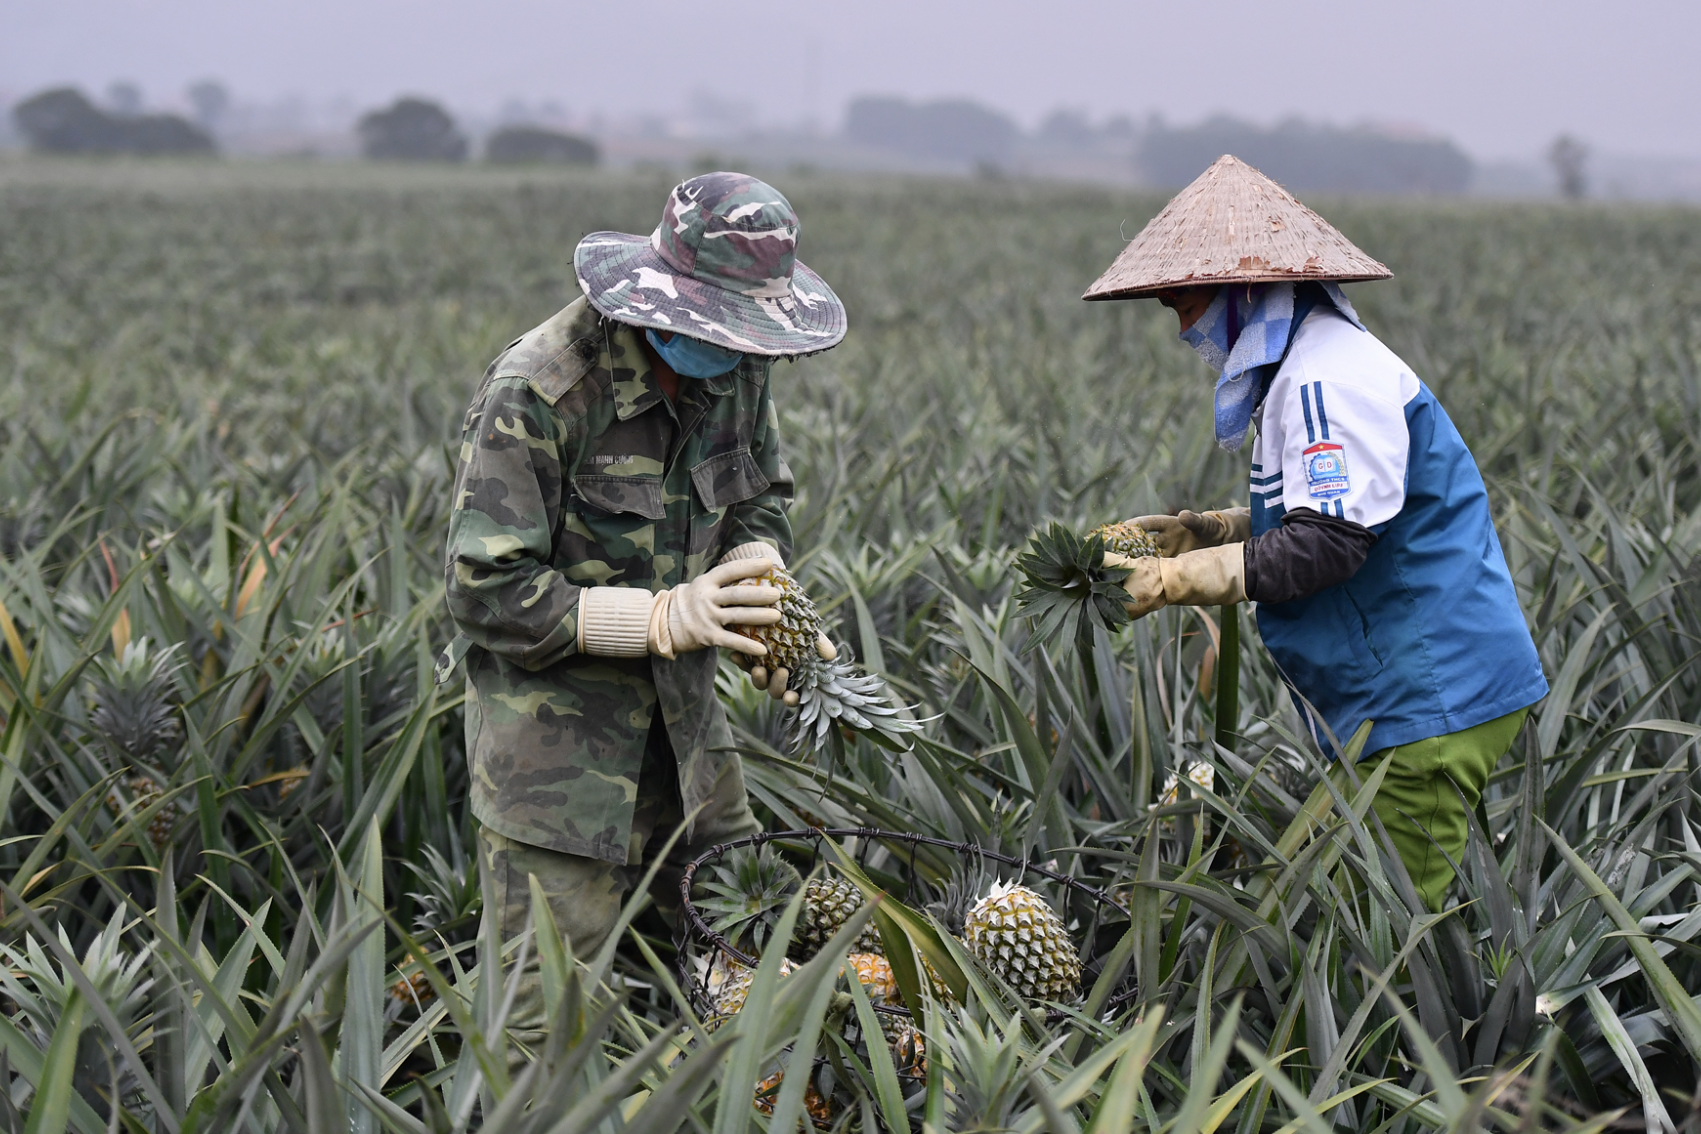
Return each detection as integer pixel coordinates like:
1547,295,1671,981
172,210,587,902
5,0,1698,160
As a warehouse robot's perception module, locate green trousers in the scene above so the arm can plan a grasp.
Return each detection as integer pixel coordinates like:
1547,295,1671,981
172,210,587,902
477,716,759,1050
1352,708,1528,912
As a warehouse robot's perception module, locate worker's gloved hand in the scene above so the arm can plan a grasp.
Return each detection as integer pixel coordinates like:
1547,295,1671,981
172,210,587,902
747,634,837,707
1125,508,1251,557
574,560,783,660
713,541,820,702
1106,543,1247,620
652,559,784,659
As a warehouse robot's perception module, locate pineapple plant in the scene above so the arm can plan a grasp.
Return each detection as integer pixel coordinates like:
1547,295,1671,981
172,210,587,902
90,639,184,850
1015,521,1159,651
962,881,1082,1004
793,870,884,959
734,565,920,752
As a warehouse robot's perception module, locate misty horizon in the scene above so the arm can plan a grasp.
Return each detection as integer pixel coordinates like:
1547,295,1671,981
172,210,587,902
5,0,1700,165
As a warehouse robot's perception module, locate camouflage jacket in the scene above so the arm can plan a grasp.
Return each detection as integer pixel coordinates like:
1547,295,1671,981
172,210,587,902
442,295,793,863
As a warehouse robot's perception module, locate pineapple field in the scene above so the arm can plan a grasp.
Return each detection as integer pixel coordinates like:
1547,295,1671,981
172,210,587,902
1,156,1700,1131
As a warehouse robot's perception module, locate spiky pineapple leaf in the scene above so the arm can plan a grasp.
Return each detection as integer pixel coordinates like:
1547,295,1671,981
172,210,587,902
1014,523,1134,653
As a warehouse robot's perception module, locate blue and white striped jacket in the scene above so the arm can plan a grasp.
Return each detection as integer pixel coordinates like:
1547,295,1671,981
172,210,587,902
1248,307,1548,754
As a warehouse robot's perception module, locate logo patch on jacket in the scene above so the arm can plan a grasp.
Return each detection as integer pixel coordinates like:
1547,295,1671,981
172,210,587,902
1303,442,1350,500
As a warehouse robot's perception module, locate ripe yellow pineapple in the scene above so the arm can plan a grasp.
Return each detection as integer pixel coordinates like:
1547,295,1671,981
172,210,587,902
842,951,899,1000
1158,761,1216,836
962,881,1082,1003
889,1024,928,1078
733,565,919,751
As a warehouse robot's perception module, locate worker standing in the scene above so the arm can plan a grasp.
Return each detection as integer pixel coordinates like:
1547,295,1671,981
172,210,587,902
1085,155,1548,911
440,172,843,1046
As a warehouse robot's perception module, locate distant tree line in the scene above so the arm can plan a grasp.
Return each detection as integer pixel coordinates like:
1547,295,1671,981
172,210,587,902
7,87,598,166
1137,116,1473,196
356,97,598,165
12,88,214,155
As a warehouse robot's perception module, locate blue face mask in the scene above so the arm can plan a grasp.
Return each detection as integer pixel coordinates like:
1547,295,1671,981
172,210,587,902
645,328,744,378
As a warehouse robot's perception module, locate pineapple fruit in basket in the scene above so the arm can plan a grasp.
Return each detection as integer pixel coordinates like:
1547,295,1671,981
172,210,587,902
1016,521,1159,649
733,563,920,752
962,880,1083,1004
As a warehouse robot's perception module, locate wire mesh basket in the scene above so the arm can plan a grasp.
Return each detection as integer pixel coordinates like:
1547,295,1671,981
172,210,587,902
677,826,1135,1029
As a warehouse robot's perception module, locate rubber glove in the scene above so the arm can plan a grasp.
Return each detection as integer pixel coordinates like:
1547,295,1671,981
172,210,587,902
747,635,838,707
1106,543,1246,620
1124,508,1250,557
714,542,837,704
576,558,781,659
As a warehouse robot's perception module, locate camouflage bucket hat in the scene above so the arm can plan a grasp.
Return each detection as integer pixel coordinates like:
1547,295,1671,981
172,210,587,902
574,172,847,357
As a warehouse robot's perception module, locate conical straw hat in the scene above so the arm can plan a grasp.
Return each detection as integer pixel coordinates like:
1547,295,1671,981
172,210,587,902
1083,155,1391,301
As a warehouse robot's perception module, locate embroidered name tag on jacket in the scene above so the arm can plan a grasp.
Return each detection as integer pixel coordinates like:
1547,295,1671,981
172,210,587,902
1303,442,1350,499
586,454,634,466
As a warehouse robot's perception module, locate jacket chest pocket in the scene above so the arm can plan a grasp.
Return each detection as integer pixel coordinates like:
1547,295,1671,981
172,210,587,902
687,448,769,558
690,448,769,511
563,473,665,581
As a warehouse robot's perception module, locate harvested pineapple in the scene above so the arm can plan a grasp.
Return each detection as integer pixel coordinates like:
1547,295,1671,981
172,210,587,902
704,955,798,1031
843,951,899,1001
1090,521,1162,560
734,565,919,751
962,881,1082,1004
794,872,884,958
753,1070,837,1124
1015,521,1160,650
889,1025,928,1078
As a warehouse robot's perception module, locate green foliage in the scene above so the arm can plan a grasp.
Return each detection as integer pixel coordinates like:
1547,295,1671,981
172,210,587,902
0,159,1697,1129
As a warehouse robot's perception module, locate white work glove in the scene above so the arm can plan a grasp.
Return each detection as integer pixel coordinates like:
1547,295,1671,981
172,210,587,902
576,558,782,659
718,542,836,704
1125,508,1251,557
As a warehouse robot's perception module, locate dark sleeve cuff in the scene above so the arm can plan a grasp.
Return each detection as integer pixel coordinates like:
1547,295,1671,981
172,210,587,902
1243,509,1377,604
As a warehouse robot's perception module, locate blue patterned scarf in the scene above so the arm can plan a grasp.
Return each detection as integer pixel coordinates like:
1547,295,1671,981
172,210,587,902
1180,282,1364,450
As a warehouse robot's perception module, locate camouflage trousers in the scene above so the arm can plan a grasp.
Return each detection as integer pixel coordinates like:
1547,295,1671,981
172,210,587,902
477,715,759,1051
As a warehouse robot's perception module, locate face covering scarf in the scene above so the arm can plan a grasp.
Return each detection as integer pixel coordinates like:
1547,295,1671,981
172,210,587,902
645,328,745,378
1179,281,1364,450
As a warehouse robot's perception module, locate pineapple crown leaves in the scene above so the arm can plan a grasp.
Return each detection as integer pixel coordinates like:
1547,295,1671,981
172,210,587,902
404,829,481,937
787,650,924,754
1014,523,1132,654
87,637,185,765
697,844,802,953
